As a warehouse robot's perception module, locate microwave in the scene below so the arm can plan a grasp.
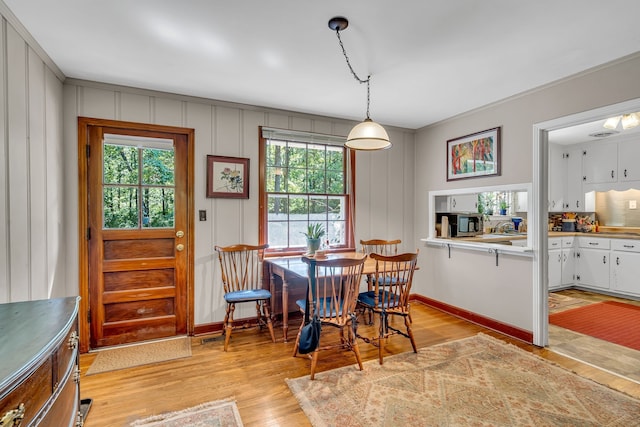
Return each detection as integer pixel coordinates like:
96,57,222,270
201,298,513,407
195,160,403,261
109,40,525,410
439,213,483,237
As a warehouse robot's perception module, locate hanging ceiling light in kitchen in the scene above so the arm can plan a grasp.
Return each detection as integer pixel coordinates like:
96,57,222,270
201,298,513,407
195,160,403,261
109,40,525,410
603,112,640,130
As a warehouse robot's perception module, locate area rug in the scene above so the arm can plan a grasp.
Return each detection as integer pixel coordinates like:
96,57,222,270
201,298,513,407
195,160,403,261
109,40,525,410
286,334,640,426
549,301,640,351
129,398,243,426
86,336,192,375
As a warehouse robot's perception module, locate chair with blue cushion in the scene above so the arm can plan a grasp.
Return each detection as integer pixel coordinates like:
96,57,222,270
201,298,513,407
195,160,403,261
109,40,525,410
293,254,366,380
215,244,276,351
359,239,401,323
357,251,418,364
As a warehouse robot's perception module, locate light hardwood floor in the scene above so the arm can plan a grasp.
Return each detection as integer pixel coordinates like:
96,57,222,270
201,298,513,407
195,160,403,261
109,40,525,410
79,302,640,426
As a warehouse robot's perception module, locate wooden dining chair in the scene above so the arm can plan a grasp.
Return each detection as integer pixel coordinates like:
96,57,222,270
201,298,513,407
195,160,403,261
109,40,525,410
357,251,419,364
215,244,276,351
360,239,401,257
359,239,402,323
292,255,366,380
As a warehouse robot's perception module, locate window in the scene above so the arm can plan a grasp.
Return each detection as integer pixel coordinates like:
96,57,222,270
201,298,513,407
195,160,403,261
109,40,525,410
259,128,355,254
478,191,514,216
102,134,175,229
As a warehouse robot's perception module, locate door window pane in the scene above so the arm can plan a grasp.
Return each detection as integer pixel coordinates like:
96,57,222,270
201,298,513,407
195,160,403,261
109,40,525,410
103,144,138,184
103,187,139,228
143,188,175,228
143,148,175,185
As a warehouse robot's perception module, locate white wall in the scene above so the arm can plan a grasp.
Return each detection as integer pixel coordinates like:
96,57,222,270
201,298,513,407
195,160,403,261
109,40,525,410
0,11,65,303
414,52,640,332
62,80,416,325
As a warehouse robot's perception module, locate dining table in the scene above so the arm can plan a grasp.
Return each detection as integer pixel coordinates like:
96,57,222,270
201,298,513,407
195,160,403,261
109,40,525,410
265,252,376,342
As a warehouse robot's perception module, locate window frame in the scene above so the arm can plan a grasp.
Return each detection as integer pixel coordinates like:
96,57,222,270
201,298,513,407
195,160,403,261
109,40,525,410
258,127,356,256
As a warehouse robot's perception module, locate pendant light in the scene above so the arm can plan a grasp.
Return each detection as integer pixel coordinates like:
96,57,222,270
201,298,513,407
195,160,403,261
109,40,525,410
328,17,391,151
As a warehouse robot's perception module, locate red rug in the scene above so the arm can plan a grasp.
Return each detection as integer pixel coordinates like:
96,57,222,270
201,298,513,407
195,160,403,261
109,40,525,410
549,301,640,351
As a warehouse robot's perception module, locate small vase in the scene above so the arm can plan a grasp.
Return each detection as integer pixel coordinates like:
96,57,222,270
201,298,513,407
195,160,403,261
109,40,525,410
500,208,507,215
306,238,321,255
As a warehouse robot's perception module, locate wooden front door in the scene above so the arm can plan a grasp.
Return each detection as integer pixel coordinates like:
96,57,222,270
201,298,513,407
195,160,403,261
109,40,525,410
79,118,194,350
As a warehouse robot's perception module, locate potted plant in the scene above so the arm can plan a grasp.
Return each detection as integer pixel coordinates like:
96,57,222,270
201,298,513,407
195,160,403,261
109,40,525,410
499,199,509,215
302,223,325,255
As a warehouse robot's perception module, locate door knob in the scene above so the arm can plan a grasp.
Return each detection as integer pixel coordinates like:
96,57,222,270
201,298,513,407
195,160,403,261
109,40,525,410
176,244,185,252
176,230,184,238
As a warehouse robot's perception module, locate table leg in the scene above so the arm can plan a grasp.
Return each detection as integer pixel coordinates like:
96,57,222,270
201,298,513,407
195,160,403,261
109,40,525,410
269,266,276,326
282,277,289,342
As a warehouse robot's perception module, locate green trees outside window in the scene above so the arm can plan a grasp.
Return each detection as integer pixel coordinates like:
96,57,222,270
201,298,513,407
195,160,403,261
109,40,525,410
102,143,175,229
265,140,347,250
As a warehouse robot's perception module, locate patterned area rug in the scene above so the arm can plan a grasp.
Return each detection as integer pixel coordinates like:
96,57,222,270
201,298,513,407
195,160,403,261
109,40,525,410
286,334,640,426
129,398,243,426
86,336,192,375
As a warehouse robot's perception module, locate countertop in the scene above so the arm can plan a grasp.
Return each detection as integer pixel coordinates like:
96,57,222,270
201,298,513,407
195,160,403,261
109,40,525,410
448,229,640,244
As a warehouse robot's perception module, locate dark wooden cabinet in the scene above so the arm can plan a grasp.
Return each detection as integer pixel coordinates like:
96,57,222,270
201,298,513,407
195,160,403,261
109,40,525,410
0,297,81,426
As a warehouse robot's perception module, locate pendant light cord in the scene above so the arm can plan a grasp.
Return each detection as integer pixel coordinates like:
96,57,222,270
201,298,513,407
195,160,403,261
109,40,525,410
335,29,371,119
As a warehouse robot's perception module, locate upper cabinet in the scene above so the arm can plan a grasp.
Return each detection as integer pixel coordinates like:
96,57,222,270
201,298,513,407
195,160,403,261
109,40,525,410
582,142,617,184
548,144,565,211
618,141,640,182
549,145,590,212
550,136,640,207
434,194,478,213
515,191,528,213
565,146,585,211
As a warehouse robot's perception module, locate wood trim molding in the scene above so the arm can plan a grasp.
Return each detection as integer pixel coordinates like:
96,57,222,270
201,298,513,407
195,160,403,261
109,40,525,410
410,294,534,344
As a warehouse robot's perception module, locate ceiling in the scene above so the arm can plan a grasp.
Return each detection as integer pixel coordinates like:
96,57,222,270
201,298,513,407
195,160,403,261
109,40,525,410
549,115,640,145
4,1,640,131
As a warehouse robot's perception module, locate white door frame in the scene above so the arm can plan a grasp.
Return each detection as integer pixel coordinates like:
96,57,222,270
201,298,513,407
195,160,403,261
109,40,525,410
532,98,640,346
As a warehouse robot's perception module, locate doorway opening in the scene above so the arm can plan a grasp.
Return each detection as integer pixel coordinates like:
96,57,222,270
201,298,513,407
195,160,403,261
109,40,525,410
533,98,640,382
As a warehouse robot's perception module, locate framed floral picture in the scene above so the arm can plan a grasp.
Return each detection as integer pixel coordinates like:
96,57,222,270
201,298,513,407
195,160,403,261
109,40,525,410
447,127,501,181
206,155,249,198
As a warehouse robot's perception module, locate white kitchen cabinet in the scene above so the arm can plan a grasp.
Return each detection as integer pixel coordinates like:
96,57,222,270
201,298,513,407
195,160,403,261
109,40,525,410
548,144,565,211
564,146,584,211
515,191,528,213
548,238,563,290
576,237,610,290
610,239,640,296
435,194,478,213
582,143,617,184
561,237,576,285
618,139,640,182
549,237,575,290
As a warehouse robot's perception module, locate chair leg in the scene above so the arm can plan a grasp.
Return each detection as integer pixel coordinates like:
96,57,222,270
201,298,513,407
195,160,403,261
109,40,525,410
261,300,276,343
292,322,304,357
405,315,418,353
348,322,364,372
310,350,320,380
224,303,235,352
378,312,386,364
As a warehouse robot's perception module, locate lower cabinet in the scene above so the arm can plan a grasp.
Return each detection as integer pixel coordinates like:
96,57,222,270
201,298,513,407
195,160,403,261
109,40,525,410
576,237,610,290
548,236,640,297
610,239,640,296
549,237,575,290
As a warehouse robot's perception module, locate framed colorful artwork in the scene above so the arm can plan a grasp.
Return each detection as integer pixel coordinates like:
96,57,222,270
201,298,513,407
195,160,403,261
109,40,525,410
447,127,501,181
206,155,249,198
